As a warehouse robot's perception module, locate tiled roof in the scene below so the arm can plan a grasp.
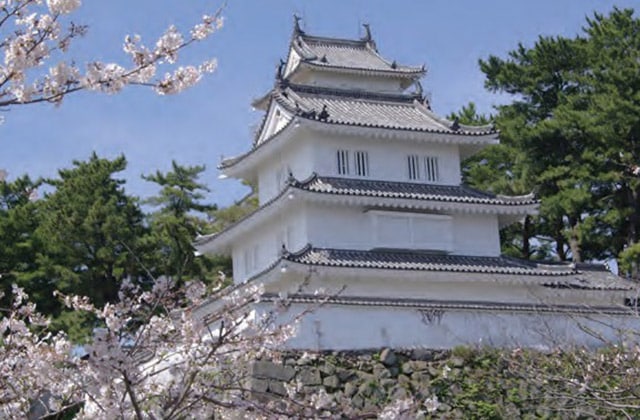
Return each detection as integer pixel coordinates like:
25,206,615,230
220,85,497,171
293,175,538,206
284,246,577,276
260,294,637,315
283,246,636,291
292,33,424,76
276,84,495,136
195,173,539,251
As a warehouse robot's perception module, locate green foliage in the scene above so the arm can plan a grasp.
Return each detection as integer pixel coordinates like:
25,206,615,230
0,176,41,307
474,7,640,265
26,153,150,335
0,154,239,339
143,161,218,284
36,153,148,306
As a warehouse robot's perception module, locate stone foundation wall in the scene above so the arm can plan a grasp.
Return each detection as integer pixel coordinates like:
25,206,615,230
251,348,472,416
249,347,627,418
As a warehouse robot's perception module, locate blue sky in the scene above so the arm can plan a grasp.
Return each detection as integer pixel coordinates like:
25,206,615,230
1,0,638,206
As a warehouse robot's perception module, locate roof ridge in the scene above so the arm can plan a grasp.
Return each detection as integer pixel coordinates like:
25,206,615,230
287,83,419,103
300,33,369,48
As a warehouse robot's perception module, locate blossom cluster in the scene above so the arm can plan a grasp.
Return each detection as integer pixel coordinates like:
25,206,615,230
0,0,222,110
0,279,306,418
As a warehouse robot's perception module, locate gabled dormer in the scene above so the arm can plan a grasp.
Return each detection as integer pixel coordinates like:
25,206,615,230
256,100,293,145
281,17,425,93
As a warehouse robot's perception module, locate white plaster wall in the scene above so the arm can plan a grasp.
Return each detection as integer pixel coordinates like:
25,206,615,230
305,203,373,249
258,303,640,350
231,204,308,283
304,203,499,256
452,214,501,256
307,132,462,185
256,128,463,204
256,138,314,204
292,71,404,93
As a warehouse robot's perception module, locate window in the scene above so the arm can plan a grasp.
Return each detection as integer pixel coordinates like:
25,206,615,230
407,155,439,182
424,156,439,182
337,150,350,175
354,151,369,177
370,210,453,251
337,149,370,177
408,155,421,180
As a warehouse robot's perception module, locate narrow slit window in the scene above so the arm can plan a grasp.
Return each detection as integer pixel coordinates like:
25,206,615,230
408,155,420,180
424,156,439,182
354,151,369,177
337,150,350,175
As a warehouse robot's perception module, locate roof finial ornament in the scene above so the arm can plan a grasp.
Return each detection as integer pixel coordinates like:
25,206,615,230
362,23,377,51
362,23,372,41
318,104,330,122
415,81,423,96
276,58,285,80
390,60,397,69
451,117,460,131
293,14,305,35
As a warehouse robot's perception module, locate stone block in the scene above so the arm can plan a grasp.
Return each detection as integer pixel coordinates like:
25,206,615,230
298,368,322,386
252,361,296,381
319,362,336,375
401,361,414,375
379,348,397,367
250,378,269,393
391,385,409,400
323,375,340,389
397,374,412,386
351,395,365,409
268,380,287,396
344,381,358,397
336,367,355,382
380,378,396,389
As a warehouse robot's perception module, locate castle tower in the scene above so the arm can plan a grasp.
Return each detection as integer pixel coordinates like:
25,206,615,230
196,21,638,350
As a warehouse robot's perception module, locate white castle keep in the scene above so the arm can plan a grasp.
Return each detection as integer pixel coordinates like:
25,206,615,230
195,21,639,350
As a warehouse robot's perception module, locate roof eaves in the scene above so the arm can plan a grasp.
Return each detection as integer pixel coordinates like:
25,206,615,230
194,174,321,251
307,117,497,137
259,293,638,316
294,176,540,206
218,116,297,171
413,101,496,135
194,186,291,251
283,246,577,276
298,60,425,77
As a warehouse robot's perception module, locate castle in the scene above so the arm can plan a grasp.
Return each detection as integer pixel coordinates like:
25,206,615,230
195,20,639,350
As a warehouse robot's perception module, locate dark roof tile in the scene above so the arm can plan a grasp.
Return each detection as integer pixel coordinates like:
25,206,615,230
280,84,495,136
293,34,424,76
294,175,538,206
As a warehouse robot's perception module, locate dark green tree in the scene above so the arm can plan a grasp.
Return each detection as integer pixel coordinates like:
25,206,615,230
31,153,149,336
0,176,42,306
143,161,217,283
477,8,640,265
449,103,543,259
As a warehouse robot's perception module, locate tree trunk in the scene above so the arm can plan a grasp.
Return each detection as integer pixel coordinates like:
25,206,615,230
522,215,531,260
568,216,582,263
